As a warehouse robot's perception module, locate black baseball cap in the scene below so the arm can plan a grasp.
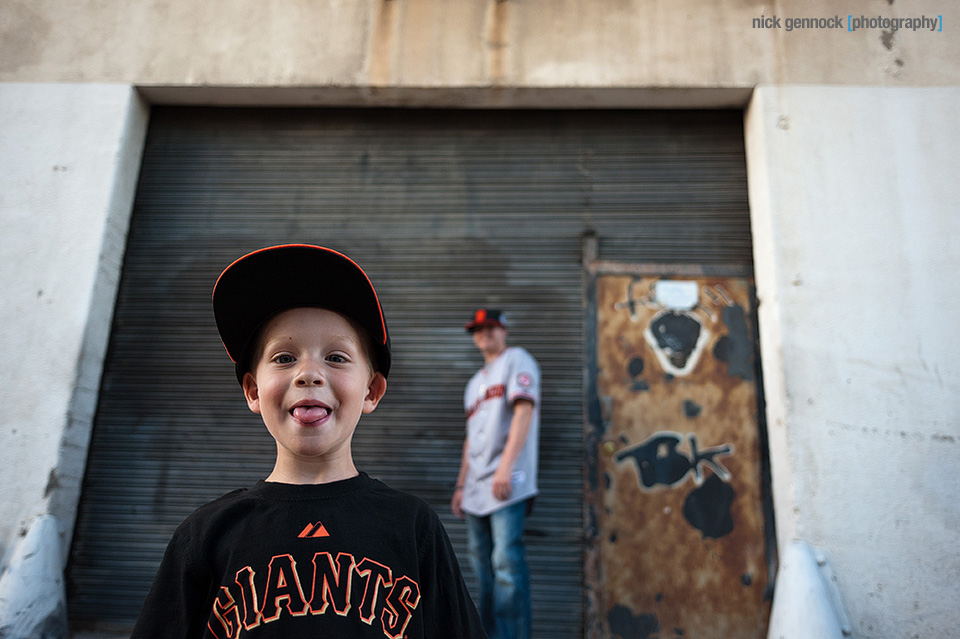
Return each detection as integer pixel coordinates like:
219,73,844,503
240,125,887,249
464,308,507,332
213,244,391,383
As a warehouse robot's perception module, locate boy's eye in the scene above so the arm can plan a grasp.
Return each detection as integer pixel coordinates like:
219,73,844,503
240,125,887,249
273,354,295,364
327,353,347,364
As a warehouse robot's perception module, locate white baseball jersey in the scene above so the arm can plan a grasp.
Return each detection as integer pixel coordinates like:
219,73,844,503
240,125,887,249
462,346,541,516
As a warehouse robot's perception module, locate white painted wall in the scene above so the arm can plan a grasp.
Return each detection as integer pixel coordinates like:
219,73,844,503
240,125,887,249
0,84,148,562
745,86,960,639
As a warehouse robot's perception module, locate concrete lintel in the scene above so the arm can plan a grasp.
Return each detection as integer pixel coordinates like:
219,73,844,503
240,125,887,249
136,85,754,109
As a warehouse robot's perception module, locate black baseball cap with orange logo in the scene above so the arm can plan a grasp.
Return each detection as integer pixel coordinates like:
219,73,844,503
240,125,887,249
464,308,507,332
213,244,391,383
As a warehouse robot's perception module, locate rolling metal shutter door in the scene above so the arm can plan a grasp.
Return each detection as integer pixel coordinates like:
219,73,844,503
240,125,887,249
67,107,753,636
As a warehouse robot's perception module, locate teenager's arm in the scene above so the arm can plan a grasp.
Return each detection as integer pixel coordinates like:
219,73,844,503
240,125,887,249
491,398,534,501
450,437,470,518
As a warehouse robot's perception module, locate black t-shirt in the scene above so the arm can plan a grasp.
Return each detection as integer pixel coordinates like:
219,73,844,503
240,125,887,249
131,473,487,639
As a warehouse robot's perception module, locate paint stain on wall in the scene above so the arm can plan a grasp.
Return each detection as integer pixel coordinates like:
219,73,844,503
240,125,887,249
484,0,510,83
607,604,660,639
629,356,650,391
683,474,735,538
881,29,895,50
682,399,702,418
369,0,401,85
650,312,701,370
712,303,753,381
615,433,733,490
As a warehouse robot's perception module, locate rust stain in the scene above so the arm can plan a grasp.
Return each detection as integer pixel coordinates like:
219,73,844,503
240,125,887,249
369,0,402,86
484,0,510,84
593,275,771,639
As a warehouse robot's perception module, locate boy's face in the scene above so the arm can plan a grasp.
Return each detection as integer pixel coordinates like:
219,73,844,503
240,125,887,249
471,324,508,358
241,307,386,478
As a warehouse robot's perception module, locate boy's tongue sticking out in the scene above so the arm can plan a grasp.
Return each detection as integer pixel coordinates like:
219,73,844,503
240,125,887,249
293,405,329,422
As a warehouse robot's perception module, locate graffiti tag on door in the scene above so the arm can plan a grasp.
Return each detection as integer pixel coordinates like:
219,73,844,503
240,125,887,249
615,431,736,539
615,431,733,489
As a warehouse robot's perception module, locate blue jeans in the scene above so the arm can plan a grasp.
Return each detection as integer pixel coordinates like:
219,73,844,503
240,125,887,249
465,500,532,639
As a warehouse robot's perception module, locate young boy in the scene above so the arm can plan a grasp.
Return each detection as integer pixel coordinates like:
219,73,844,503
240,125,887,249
131,244,487,639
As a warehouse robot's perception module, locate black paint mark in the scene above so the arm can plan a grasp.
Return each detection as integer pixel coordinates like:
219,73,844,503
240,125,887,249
604,472,612,490
881,30,894,50
741,572,753,586
610,532,618,544
651,312,701,370
713,336,728,360
712,304,753,381
683,474,735,538
615,433,732,489
607,605,660,639
655,592,663,602
629,356,649,392
682,400,701,418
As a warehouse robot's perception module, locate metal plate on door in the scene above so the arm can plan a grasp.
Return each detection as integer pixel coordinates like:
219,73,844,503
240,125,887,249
588,274,772,639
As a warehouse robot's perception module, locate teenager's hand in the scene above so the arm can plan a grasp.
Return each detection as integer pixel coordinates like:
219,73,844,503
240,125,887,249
451,487,465,518
492,464,513,501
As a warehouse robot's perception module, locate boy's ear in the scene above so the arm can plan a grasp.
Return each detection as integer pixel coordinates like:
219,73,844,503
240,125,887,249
362,372,387,414
241,372,262,414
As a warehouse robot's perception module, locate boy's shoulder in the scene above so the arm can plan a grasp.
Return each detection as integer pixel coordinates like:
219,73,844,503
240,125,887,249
193,485,253,510
353,477,451,546
360,476,438,517
174,486,255,529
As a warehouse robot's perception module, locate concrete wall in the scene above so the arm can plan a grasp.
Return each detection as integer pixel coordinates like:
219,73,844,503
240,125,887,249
0,84,148,563
0,0,956,92
745,85,960,638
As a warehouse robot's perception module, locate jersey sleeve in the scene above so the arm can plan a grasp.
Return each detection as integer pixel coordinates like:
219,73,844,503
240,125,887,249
129,524,213,639
506,349,540,407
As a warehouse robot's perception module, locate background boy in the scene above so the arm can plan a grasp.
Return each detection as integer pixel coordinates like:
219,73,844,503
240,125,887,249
450,309,541,639
131,244,486,638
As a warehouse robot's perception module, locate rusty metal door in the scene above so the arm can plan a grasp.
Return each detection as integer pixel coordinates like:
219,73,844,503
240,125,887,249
586,271,773,639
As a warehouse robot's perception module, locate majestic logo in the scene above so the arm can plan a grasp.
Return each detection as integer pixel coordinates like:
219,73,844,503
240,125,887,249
298,522,330,538
517,373,532,388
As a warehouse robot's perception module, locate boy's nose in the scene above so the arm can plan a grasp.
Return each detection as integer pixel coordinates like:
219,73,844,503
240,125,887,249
294,363,325,386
